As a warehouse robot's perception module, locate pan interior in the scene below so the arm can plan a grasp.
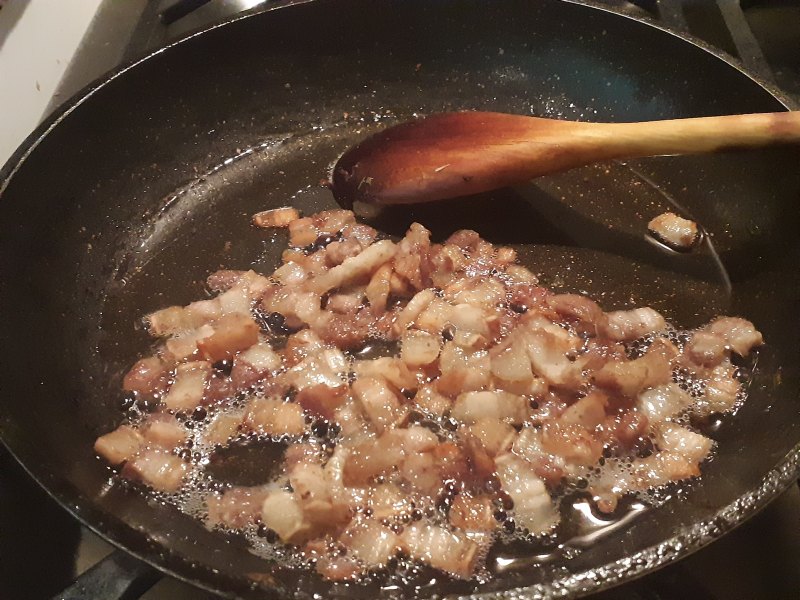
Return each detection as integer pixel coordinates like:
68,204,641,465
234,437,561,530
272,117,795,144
99,128,736,597
1,0,798,598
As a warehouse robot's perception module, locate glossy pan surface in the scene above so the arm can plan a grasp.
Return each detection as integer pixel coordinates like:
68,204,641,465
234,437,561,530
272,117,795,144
0,0,798,597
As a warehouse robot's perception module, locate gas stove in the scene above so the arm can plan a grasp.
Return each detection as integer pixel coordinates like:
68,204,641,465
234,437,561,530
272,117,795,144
1,1,798,599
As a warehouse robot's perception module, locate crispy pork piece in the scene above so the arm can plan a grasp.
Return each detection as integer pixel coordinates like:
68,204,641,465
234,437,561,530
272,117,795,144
647,211,699,250
252,206,301,229
94,425,144,465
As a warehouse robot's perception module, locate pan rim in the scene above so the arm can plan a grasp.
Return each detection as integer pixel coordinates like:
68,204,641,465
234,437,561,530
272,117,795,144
0,0,798,598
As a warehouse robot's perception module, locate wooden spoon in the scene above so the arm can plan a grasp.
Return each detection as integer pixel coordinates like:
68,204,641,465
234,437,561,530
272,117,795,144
330,111,800,207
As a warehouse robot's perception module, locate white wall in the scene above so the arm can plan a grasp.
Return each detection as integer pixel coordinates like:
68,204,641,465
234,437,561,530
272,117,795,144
0,0,104,167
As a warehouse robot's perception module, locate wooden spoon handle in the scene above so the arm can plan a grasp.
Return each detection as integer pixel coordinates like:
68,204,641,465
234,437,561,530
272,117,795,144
592,111,800,158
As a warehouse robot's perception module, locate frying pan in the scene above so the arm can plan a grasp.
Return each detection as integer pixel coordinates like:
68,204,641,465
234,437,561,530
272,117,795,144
1,0,798,598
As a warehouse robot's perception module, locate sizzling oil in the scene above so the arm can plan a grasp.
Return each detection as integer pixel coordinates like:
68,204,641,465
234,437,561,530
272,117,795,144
112,318,757,599
97,131,751,597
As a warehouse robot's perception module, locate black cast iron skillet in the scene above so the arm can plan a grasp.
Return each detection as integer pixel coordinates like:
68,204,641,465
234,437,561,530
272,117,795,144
1,0,798,598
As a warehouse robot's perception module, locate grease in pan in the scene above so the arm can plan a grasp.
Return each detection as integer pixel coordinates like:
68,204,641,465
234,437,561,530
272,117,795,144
95,208,762,581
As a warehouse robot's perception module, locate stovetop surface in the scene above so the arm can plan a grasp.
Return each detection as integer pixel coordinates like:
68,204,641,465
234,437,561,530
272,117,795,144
2,1,799,599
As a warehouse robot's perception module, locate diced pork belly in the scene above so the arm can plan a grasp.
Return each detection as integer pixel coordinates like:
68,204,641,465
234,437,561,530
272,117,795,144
141,414,187,449
447,303,492,349
147,271,269,337
352,357,418,392
272,261,309,286
523,316,583,387
339,520,401,567
122,449,188,492
280,447,323,481
282,329,325,367
365,263,393,311
559,392,608,429
449,494,496,532
345,427,441,490
207,486,270,528
203,373,235,405
430,440,471,482
413,298,454,335
123,357,168,397
684,330,727,367
342,433,405,486
637,383,693,424
230,339,281,390
392,289,436,334
401,522,480,578
392,223,432,291
243,398,306,436
656,424,713,464
196,313,259,362
412,384,452,416
592,339,677,397
286,347,348,391
321,237,361,267
310,240,397,294
94,425,144,465
489,331,535,385
162,361,212,411
264,290,327,331
546,293,605,330
315,306,394,349
704,363,741,413
437,344,491,395
252,206,301,229
261,490,312,543
451,391,528,425
706,317,763,356
163,324,214,362
296,384,348,420
607,410,650,451
340,222,377,248
147,305,205,337
314,554,363,582
541,422,603,466
396,425,440,453
287,217,318,247
326,393,366,434
510,428,567,485
494,454,559,534
633,451,702,486
601,307,666,342
366,484,411,519
426,243,467,288
206,269,247,293
400,329,441,366
399,451,443,495
325,289,366,315
290,463,350,526
218,271,272,313
445,277,506,309
647,212,699,251
205,412,243,446
313,209,357,235
464,418,516,457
